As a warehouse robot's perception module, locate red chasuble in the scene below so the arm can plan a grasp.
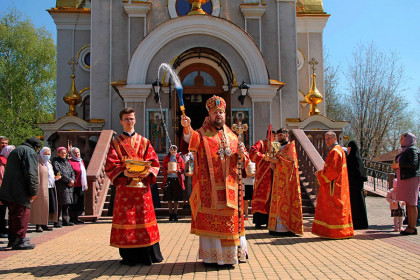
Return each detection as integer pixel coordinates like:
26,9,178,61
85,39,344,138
105,133,161,248
268,141,304,235
250,140,273,215
188,117,249,247
312,144,354,239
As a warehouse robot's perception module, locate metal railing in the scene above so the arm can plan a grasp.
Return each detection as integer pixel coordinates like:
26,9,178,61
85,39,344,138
363,159,394,195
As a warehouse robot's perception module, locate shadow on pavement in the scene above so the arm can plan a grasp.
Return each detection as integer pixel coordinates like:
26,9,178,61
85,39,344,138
0,260,233,279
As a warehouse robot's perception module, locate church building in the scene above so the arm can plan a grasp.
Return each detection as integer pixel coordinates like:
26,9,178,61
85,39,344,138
48,0,329,156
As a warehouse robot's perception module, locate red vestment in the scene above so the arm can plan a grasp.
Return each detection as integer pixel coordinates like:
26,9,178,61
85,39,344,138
312,144,354,239
268,141,304,235
187,117,248,247
250,140,273,215
105,133,161,248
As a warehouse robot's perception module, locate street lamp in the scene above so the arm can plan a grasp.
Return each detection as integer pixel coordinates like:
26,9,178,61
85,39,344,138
238,81,250,105
152,79,162,103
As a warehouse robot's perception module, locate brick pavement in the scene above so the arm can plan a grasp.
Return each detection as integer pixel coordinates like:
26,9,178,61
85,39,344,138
0,196,419,279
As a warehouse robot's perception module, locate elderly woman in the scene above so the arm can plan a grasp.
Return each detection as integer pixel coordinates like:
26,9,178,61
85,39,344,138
69,147,88,224
392,133,420,235
30,147,58,232
0,145,15,238
52,147,75,227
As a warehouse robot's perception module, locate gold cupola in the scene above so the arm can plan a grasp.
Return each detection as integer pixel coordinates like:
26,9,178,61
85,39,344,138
63,58,82,117
304,58,323,116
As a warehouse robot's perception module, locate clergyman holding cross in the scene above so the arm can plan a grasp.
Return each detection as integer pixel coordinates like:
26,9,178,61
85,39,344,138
180,95,250,267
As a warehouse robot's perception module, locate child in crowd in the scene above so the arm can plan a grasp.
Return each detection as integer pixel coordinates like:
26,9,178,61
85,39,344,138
386,179,406,232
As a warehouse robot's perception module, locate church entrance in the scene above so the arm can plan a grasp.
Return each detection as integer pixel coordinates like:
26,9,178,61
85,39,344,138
174,63,230,146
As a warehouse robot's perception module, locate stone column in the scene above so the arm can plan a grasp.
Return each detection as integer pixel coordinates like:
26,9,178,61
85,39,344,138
276,0,299,123
248,85,279,141
118,85,152,135
240,2,266,50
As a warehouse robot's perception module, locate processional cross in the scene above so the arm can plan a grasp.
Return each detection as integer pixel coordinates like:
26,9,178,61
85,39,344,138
232,122,248,143
231,120,248,252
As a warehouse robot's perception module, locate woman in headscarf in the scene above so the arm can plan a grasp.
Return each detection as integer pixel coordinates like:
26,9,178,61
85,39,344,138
346,140,368,229
68,147,88,224
52,147,75,227
0,145,15,238
29,147,58,232
392,133,420,235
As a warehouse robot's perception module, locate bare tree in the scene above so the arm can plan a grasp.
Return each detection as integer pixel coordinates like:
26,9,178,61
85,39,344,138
324,51,345,121
343,43,408,158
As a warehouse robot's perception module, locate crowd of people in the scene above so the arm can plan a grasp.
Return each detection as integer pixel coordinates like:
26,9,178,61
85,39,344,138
0,135,88,250
0,98,419,267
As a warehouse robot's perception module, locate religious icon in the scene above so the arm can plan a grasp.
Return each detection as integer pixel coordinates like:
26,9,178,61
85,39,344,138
147,111,167,154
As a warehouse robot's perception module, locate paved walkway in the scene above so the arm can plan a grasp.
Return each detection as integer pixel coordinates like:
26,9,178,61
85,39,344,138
0,196,419,279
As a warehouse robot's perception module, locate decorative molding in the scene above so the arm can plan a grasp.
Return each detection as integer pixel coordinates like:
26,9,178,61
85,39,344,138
127,16,269,85
50,13,91,30
38,116,104,131
247,85,279,102
116,84,152,103
296,17,328,33
240,4,266,19
286,115,348,130
123,2,152,17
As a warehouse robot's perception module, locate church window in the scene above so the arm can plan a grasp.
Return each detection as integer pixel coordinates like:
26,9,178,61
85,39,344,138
77,44,91,72
183,71,216,87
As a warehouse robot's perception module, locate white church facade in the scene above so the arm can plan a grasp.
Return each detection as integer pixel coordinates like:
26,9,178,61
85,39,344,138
47,0,329,155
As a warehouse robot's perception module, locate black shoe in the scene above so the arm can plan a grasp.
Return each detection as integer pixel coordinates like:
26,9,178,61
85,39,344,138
41,225,53,231
173,214,178,221
75,219,85,224
63,222,74,226
0,233,8,238
400,227,417,235
169,213,174,221
120,259,137,266
35,225,43,233
54,222,62,228
11,237,35,250
203,262,219,267
255,224,262,229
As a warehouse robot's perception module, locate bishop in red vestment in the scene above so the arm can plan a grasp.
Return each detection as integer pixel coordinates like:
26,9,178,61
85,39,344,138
312,131,354,239
105,108,163,266
180,96,249,266
249,131,277,228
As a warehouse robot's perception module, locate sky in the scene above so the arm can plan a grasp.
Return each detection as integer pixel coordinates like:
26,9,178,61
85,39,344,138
1,0,419,105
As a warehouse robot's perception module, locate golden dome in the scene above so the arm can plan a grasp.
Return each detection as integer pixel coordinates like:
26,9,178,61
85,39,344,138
296,0,326,14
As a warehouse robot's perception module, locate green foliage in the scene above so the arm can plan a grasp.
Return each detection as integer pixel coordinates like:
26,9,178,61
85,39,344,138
0,9,56,145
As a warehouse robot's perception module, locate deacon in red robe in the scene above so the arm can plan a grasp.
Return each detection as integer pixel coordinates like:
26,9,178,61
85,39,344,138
312,131,354,239
267,128,303,236
105,107,163,266
180,95,249,266
249,131,277,228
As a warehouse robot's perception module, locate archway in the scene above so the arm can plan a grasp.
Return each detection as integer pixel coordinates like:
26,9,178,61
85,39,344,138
174,63,228,146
